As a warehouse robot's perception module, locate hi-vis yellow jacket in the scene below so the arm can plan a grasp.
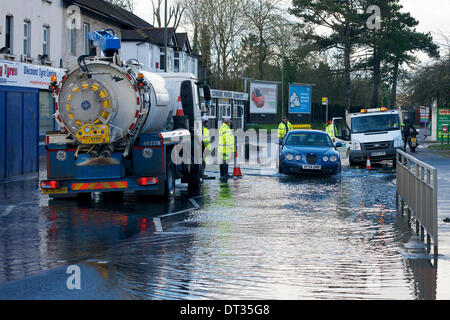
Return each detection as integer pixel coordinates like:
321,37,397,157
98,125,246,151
218,122,235,160
325,123,334,139
278,121,293,140
203,126,212,151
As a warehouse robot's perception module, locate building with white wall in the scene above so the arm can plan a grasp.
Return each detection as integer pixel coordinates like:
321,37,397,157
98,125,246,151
0,0,65,67
121,28,199,77
0,0,200,180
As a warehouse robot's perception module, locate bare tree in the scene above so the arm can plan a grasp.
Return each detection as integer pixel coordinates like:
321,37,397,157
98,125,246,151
105,0,135,12
150,0,185,31
244,0,281,79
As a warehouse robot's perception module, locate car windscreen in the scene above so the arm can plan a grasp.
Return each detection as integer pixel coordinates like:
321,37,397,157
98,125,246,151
351,114,400,133
285,132,333,147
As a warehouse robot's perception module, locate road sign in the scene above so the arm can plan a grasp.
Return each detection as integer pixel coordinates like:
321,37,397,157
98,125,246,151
322,97,328,105
437,107,450,139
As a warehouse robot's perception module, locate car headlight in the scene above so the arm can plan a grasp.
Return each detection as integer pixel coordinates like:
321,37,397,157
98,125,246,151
394,136,403,148
353,140,361,151
295,155,301,161
323,156,329,162
286,153,294,161
330,155,337,162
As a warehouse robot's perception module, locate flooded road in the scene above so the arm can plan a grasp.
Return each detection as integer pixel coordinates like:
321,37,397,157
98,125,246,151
0,161,444,299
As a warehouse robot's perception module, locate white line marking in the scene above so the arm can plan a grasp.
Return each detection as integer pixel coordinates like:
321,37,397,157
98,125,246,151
156,198,200,219
189,198,200,209
1,205,16,217
153,217,163,232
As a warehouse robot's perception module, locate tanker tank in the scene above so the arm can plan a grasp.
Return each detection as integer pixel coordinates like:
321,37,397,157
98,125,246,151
53,59,174,145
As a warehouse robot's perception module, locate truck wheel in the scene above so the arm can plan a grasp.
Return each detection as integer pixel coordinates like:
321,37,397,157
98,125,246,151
188,164,203,188
164,161,176,198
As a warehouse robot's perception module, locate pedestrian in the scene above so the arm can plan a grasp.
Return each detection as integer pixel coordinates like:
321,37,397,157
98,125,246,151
278,116,293,143
401,116,418,152
202,116,212,154
325,120,334,141
202,116,212,178
218,117,235,180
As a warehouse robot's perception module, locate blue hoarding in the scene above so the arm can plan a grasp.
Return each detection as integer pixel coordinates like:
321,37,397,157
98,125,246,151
288,84,311,114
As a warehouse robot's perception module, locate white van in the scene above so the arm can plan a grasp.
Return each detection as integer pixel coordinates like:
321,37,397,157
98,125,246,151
332,108,403,166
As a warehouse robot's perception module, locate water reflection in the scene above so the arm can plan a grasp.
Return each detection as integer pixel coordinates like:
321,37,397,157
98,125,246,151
0,167,442,299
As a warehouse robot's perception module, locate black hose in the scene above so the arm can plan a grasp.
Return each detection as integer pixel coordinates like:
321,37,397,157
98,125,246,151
77,55,91,74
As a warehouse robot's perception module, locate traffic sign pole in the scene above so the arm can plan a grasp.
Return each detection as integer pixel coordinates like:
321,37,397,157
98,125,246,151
322,97,328,122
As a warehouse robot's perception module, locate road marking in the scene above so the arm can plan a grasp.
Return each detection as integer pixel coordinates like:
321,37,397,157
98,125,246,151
1,205,16,217
156,198,200,219
153,217,163,232
189,198,200,209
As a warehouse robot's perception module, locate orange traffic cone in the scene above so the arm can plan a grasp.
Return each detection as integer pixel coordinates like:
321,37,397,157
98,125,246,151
233,149,242,177
366,156,372,170
175,96,184,116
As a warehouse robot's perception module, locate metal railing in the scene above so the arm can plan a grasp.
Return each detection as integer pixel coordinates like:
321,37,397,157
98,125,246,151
396,150,438,255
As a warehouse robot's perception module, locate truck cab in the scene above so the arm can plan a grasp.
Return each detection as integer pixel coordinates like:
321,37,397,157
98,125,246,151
332,108,403,166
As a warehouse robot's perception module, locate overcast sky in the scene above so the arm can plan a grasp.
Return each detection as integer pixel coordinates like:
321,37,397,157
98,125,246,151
133,0,450,62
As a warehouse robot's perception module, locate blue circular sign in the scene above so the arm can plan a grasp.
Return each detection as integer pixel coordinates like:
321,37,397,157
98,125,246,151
81,100,91,110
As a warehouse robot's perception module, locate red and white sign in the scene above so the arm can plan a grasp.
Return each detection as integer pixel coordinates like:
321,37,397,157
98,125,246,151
0,59,66,90
443,126,447,133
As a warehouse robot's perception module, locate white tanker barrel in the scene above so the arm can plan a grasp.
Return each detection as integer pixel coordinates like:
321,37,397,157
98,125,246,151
54,59,171,145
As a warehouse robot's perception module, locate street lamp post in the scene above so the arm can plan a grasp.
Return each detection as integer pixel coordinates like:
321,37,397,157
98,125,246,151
164,0,168,72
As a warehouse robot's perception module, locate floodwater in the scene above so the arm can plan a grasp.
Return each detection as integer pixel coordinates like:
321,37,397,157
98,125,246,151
0,162,443,299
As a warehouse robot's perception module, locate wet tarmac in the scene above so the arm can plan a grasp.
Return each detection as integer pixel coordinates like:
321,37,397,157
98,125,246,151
0,159,445,299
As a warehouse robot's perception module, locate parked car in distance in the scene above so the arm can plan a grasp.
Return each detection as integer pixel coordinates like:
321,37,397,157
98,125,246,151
279,130,342,175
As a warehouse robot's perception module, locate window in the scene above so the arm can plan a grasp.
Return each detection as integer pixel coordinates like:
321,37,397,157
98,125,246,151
42,26,50,56
69,19,76,55
23,21,31,56
5,15,13,52
207,100,216,118
219,100,231,118
83,23,90,55
159,48,165,70
191,57,197,75
148,50,153,71
174,51,180,72
39,91,55,136
182,53,187,72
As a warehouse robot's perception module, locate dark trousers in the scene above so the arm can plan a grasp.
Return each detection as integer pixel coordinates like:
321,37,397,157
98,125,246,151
403,134,409,151
220,163,229,179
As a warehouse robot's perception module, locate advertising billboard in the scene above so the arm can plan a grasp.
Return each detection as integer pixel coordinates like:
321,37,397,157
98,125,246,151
437,107,450,139
0,59,66,89
249,81,278,114
288,84,311,114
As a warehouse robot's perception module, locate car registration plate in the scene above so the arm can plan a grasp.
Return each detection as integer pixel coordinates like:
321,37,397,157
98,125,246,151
302,164,321,170
42,187,68,194
371,152,386,157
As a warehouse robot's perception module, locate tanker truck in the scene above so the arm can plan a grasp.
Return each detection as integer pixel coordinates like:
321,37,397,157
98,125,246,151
40,30,211,198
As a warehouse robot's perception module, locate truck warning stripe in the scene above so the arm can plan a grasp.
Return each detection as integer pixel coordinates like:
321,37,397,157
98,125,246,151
71,181,128,191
